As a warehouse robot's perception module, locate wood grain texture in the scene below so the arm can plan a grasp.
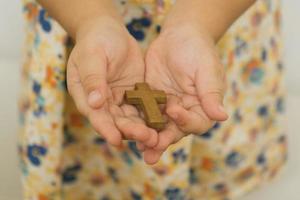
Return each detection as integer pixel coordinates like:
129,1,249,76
125,83,167,130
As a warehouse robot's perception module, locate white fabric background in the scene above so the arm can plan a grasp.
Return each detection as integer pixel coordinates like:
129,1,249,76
0,0,299,199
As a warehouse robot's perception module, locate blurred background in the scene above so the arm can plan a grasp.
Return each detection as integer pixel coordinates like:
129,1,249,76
0,0,299,199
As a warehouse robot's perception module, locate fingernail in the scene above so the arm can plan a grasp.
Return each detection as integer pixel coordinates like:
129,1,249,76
88,90,102,107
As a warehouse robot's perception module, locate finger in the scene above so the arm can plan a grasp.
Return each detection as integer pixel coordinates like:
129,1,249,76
121,105,159,148
153,123,184,151
165,95,182,122
144,122,187,165
166,95,197,128
73,46,108,109
195,66,228,121
175,105,215,134
89,108,122,147
143,149,164,165
110,105,157,145
111,87,127,106
146,129,159,148
119,120,154,143
120,104,139,117
67,63,89,116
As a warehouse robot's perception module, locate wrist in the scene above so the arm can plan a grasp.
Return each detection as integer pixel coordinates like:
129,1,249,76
38,0,124,40
162,11,226,43
161,20,217,45
75,16,124,43
162,0,256,43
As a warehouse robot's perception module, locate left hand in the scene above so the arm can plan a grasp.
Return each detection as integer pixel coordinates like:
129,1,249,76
67,17,158,148
140,23,228,164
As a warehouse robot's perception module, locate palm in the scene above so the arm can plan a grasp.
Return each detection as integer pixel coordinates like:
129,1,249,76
146,28,218,133
106,36,145,105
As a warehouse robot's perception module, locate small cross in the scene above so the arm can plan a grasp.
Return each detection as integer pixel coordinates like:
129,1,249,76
125,83,167,130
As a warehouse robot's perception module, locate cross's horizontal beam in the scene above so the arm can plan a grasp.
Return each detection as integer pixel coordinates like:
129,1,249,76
125,83,167,130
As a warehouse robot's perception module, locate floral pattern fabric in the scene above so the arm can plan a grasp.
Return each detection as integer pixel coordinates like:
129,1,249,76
19,0,287,199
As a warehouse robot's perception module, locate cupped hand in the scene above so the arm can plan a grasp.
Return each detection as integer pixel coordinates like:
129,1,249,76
140,24,228,164
67,17,158,149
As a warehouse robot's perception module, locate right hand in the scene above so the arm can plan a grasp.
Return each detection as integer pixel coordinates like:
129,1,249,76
139,23,228,164
67,17,158,148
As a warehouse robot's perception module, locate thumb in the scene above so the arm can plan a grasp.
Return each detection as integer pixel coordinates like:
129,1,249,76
76,47,108,109
195,67,228,121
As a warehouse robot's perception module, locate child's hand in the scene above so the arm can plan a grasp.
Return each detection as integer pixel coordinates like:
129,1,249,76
67,17,158,148
141,24,228,164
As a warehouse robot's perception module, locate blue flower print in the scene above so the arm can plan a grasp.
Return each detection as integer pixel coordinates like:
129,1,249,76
258,105,269,117
172,148,187,164
200,122,221,139
27,144,47,166
128,141,142,159
39,9,52,32
256,152,266,165
250,68,265,84
130,190,142,200
126,17,152,41
164,187,185,200
62,163,82,184
189,168,198,184
225,151,243,168
33,81,41,95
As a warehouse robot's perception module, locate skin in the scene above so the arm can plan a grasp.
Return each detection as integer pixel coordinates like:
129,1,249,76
139,0,257,164
67,18,159,148
37,0,256,164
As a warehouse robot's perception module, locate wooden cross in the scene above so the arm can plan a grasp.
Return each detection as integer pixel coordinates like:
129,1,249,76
125,83,167,130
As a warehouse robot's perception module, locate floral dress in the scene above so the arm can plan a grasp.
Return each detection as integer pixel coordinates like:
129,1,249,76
19,0,287,199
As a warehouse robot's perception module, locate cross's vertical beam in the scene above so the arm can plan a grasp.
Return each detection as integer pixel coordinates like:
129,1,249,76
125,83,167,130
